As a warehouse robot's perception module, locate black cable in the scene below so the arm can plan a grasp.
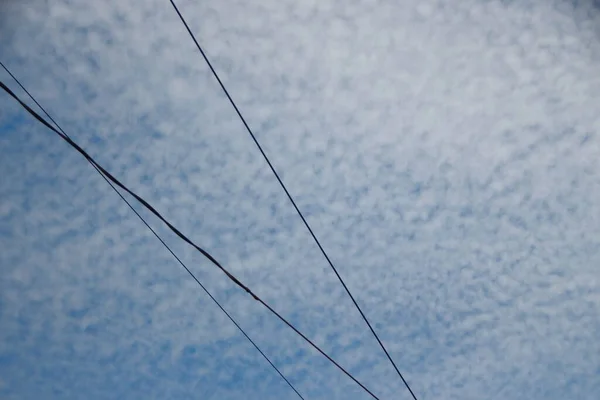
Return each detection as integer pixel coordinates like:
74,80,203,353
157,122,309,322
0,77,381,400
0,62,305,400
167,2,419,399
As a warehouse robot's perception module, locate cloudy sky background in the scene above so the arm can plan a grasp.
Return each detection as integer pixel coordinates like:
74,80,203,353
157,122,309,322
1,0,600,399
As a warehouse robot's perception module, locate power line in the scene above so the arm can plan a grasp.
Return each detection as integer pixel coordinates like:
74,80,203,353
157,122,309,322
0,77,381,400
0,62,305,400
167,2,419,399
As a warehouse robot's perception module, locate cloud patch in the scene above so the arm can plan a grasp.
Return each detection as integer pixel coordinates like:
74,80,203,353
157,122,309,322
1,0,600,399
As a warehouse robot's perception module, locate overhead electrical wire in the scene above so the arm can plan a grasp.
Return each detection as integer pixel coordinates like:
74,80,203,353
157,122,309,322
0,61,305,400
167,2,419,399
0,77,381,400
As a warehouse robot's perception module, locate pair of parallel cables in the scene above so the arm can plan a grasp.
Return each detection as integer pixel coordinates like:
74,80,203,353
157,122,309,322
1,2,420,399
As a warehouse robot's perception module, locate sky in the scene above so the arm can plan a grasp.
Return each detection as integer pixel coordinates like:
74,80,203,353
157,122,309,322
1,0,600,399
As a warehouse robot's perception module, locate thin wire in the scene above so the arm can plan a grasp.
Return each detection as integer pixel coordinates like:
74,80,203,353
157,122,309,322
167,2,419,399
0,62,305,400
0,77,381,400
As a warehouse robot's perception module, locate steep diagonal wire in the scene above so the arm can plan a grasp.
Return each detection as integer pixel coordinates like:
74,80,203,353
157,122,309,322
0,77,381,400
0,62,305,400
167,2,419,399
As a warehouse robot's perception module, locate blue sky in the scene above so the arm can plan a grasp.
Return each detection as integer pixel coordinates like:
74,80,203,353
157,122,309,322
1,0,600,399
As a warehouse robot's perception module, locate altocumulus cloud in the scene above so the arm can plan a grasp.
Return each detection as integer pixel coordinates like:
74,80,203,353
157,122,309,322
1,0,600,399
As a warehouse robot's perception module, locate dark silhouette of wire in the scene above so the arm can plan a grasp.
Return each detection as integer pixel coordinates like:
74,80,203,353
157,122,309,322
0,62,305,400
0,76,381,400
167,2,419,399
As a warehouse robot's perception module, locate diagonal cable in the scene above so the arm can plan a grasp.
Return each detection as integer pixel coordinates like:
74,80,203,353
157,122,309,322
167,2,419,399
0,61,305,400
0,76,381,400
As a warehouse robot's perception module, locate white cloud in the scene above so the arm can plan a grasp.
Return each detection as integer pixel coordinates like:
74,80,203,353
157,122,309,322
1,0,600,399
